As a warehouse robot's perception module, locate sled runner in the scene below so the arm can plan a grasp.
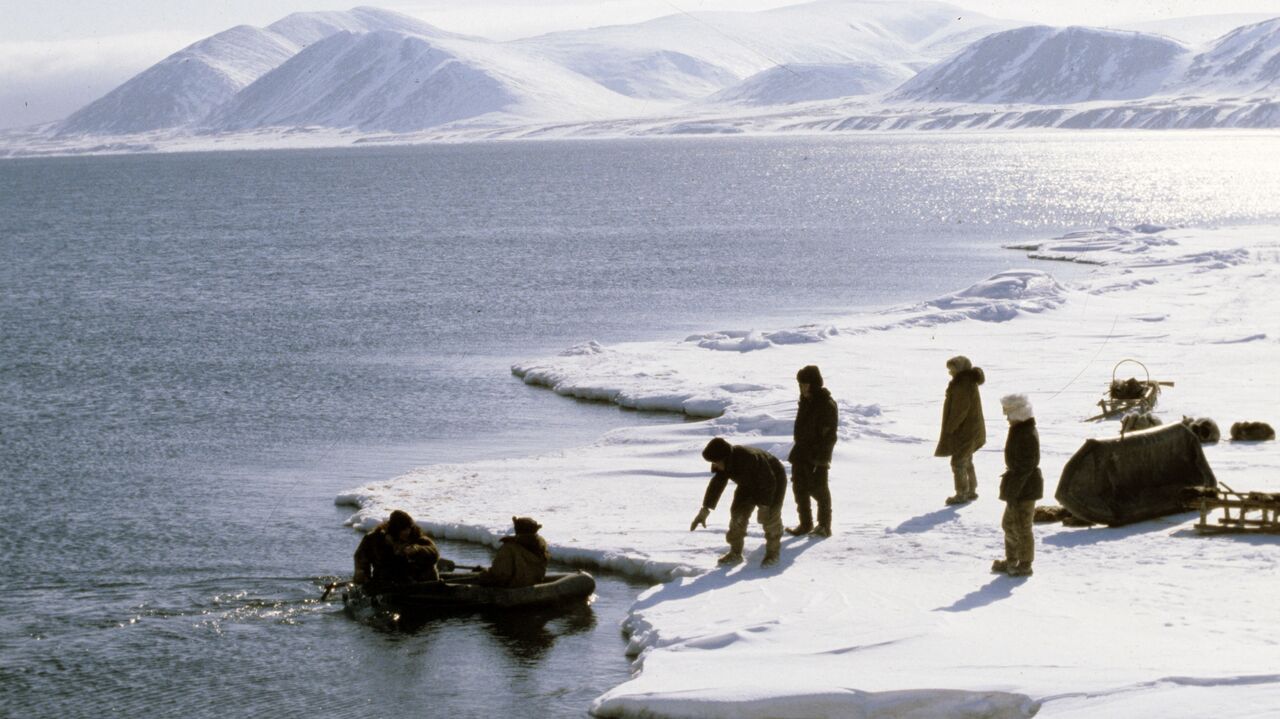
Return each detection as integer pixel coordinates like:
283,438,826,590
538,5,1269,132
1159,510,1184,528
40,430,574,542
1187,483,1280,535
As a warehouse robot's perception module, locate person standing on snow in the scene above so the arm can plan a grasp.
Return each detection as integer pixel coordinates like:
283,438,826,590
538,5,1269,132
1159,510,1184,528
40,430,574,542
934,355,986,505
787,365,838,537
690,437,787,567
992,394,1042,577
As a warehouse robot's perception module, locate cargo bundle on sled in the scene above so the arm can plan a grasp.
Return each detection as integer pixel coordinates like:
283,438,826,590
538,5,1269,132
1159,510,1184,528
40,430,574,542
1087,359,1173,421
1056,423,1216,526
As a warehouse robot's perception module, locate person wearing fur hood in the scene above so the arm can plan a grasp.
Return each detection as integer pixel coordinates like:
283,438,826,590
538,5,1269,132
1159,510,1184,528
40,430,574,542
993,394,1043,577
352,509,441,585
476,516,550,588
934,355,987,505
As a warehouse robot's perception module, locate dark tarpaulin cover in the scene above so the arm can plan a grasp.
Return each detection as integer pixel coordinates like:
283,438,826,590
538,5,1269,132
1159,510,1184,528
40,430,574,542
1055,423,1217,526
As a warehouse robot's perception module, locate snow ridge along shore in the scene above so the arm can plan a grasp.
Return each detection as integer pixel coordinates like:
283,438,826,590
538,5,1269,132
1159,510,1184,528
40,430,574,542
337,224,1280,717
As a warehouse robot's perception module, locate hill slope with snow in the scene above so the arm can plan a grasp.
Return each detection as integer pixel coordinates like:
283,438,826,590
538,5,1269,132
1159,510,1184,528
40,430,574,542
10,3,1280,155
210,30,649,132
708,62,914,105
58,25,299,135
57,7,462,136
1179,17,1280,95
265,5,466,46
892,25,1191,104
516,0,1015,103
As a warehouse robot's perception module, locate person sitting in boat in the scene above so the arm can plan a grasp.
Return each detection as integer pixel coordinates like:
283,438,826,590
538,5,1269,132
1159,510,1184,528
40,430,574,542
475,516,549,588
352,509,441,585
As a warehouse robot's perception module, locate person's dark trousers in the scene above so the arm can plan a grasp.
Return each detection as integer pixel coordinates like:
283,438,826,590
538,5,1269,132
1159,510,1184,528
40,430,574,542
791,463,832,530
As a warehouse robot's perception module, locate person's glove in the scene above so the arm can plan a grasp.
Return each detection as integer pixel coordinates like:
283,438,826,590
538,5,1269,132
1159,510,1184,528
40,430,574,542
689,507,711,531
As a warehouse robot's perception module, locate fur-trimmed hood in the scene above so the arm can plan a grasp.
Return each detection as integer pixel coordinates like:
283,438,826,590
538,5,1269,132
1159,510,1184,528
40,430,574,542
501,532,549,561
1001,393,1034,422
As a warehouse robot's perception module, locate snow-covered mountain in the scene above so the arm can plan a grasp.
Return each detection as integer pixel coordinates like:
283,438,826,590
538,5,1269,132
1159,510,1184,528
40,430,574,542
16,2,1280,155
1118,13,1279,45
58,7,463,136
1179,17,1280,95
209,30,647,133
58,25,299,135
708,62,913,106
265,6,467,46
892,25,1191,104
516,0,1016,103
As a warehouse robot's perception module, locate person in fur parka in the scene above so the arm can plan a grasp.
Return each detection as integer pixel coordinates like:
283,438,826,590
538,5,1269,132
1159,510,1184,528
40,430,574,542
690,438,788,567
993,394,1043,577
476,516,550,588
787,365,838,537
934,355,987,505
352,509,441,585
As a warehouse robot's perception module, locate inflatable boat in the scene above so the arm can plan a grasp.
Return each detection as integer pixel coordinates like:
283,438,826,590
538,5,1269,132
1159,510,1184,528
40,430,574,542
343,571,596,620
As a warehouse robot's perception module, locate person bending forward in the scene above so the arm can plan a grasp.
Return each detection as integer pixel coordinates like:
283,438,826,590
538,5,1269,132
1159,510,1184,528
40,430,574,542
690,438,787,567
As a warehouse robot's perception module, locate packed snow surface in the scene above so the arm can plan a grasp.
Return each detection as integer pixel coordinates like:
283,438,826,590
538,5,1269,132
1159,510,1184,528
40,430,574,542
339,223,1280,717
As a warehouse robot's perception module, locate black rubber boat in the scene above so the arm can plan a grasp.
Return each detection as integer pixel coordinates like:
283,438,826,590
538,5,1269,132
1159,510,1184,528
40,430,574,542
343,571,596,621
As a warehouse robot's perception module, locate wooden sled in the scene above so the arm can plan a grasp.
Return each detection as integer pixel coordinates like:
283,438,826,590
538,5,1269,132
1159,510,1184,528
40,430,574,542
1187,483,1280,535
1085,359,1173,421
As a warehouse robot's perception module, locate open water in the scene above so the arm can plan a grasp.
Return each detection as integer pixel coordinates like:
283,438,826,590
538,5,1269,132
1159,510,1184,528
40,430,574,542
2,133,1279,717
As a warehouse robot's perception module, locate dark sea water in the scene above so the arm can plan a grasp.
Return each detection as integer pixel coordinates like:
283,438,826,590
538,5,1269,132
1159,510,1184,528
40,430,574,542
2,133,1279,717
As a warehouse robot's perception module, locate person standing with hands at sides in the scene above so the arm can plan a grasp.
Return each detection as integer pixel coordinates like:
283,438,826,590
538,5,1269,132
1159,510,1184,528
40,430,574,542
787,365,839,537
689,438,787,567
935,355,986,506
993,394,1042,577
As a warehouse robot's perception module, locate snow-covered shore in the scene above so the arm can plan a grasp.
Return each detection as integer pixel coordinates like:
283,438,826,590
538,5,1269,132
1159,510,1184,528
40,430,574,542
337,223,1280,717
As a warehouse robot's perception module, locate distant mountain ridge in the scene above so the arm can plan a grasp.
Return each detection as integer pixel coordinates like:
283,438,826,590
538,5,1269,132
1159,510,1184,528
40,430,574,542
58,25,299,135
14,2,1280,154
58,6,462,136
1181,17,1280,94
892,25,1191,104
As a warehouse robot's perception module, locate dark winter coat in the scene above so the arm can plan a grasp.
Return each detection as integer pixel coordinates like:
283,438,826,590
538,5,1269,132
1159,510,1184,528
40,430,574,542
353,524,440,585
703,445,788,512
477,533,549,588
789,387,838,468
1000,418,1044,502
934,367,987,457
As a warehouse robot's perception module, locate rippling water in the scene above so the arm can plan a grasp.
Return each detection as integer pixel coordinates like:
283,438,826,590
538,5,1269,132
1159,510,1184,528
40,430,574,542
2,133,1279,717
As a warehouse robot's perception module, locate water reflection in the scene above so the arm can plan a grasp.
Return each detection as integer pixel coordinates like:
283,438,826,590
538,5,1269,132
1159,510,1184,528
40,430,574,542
377,599,600,660
328,539,645,717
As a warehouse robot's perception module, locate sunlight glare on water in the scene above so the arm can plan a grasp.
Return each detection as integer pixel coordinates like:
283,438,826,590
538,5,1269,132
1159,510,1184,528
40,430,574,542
2,132,1279,717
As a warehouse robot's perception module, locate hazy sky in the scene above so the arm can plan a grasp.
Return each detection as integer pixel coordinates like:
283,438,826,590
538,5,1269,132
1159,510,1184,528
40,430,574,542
3,0,1279,129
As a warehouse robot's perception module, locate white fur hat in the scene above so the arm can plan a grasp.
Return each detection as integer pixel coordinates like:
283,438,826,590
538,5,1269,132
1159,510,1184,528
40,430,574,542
1000,393,1034,422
